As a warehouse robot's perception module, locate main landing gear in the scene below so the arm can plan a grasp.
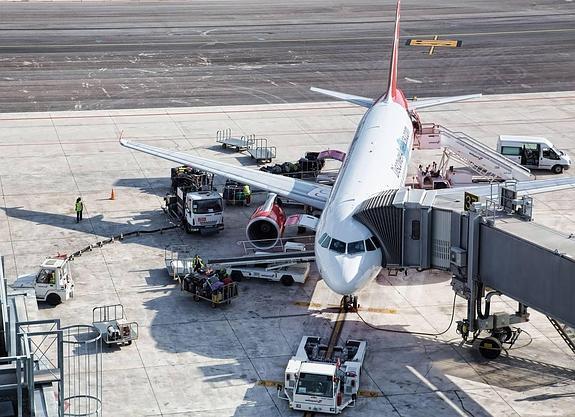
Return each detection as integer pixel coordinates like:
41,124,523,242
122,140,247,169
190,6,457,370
342,295,359,312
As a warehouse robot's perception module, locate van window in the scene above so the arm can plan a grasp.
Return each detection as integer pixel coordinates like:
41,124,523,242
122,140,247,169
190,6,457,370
501,146,521,156
542,148,560,160
524,143,539,151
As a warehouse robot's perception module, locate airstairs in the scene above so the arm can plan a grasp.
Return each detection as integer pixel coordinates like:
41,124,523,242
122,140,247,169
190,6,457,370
547,317,575,355
415,124,533,181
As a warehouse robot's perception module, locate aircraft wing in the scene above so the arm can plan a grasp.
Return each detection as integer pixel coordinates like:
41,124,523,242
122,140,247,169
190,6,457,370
310,87,374,108
408,94,482,110
120,140,331,209
434,177,575,198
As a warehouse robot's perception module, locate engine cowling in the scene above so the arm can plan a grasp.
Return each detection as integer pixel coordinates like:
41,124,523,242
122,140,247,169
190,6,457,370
246,193,286,249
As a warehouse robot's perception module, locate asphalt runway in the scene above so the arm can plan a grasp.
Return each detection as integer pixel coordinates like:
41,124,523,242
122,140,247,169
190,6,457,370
0,0,574,112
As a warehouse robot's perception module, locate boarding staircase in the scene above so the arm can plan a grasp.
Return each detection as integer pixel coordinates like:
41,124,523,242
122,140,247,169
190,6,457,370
547,316,575,355
416,124,533,182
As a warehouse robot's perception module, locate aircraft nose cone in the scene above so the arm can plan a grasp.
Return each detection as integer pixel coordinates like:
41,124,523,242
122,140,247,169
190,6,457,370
316,248,382,295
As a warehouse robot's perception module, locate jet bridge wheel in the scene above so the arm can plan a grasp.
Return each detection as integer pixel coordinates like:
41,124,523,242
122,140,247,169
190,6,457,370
478,336,503,360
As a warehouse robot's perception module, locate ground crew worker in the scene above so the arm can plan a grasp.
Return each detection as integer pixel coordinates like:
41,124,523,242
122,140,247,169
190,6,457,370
192,255,205,272
243,184,251,206
75,197,84,223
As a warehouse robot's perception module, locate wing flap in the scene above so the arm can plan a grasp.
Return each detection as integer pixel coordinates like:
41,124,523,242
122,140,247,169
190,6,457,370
120,140,330,209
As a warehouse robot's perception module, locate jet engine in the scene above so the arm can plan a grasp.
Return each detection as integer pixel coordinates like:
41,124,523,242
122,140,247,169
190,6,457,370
246,193,286,249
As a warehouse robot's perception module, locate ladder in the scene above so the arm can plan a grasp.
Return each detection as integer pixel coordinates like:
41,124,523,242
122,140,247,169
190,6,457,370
440,146,497,182
547,316,575,355
434,125,533,181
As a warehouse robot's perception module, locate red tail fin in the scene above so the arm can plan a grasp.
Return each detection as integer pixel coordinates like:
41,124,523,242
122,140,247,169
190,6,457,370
378,0,407,108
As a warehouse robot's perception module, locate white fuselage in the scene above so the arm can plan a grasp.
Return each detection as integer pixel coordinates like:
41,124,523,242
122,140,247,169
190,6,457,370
315,99,414,295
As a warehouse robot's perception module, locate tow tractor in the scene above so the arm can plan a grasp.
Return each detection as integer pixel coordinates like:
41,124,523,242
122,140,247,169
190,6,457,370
164,166,224,234
92,304,139,347
278,336,367,414
11,256,74,305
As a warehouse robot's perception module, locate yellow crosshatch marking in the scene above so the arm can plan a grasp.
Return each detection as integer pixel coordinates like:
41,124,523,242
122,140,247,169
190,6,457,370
408,39,461,47
406,37,462,55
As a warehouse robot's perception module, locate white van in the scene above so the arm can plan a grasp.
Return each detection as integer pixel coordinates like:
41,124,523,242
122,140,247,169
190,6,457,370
496,136,571,174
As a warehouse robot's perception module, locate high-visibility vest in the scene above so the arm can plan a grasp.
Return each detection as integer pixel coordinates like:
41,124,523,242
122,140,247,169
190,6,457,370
243,185,251,196
75,201,83,212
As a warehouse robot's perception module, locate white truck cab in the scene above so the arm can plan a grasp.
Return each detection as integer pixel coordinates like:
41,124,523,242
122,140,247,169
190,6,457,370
278,336,366,414
12,257,75,305
184,190,224,233
497,135,571,174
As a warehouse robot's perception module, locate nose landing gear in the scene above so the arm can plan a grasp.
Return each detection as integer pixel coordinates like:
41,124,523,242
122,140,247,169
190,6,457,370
343,295,359,312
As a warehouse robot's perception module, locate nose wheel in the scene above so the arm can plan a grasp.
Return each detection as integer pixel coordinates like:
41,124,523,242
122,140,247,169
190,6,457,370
342,295,359,312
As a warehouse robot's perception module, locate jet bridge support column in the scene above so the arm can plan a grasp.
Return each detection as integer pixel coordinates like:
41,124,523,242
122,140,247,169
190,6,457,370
465,205,481,335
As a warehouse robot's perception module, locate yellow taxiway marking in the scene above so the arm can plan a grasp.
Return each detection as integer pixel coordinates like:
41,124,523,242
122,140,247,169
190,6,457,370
363,307,398,314
293,301,326,308
293,301,397,314
358,390,385,398
257,380,282,388
407,36,462,53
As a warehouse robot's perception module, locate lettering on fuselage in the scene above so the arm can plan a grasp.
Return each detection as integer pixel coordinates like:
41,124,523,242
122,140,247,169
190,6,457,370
391,127,410,177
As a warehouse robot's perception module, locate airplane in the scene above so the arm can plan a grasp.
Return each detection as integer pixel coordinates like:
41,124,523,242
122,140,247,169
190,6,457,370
120,0,575,309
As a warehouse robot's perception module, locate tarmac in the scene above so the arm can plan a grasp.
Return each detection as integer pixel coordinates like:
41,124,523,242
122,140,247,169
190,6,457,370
1,0,575,112
1,91,575,416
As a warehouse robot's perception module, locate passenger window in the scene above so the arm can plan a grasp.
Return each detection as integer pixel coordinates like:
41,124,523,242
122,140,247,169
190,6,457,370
329,238,346,254
347,240,365,254
319,234,331,248
365,238,376,251
501,146,521,156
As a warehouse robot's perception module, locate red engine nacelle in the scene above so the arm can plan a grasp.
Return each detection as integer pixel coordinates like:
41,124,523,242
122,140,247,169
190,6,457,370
246,193,286,250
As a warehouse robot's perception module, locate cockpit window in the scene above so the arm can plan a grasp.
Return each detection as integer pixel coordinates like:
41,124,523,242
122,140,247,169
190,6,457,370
319,233,331,248
365,238,376,251
347,240,365,254
329,238,346,254
371,237,381,248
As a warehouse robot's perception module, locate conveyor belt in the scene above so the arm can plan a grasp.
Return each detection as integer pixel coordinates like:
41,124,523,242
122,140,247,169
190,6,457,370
208,250,315,267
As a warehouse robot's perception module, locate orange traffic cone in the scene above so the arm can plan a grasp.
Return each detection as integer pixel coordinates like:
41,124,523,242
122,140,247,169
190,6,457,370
110,189,116,200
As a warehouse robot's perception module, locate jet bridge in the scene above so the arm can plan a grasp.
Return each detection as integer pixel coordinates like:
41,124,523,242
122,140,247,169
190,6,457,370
354,184,575,358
